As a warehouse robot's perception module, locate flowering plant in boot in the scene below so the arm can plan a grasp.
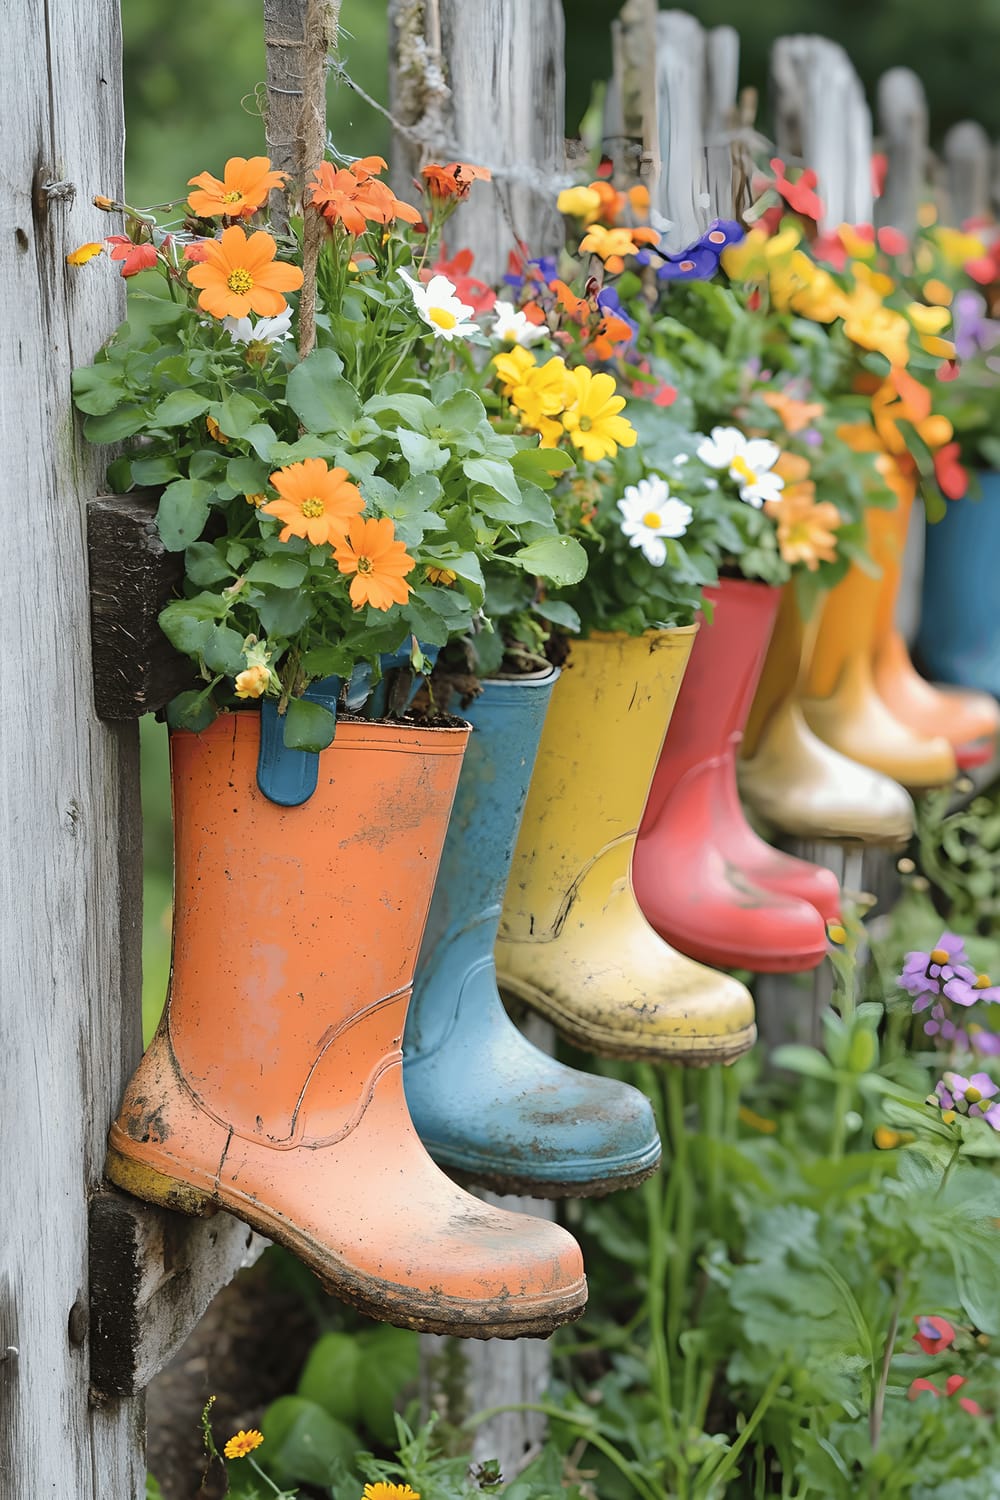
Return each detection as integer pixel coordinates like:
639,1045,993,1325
70,154,585,748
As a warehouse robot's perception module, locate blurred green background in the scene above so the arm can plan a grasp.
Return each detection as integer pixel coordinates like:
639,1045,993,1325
129,0,1000,1037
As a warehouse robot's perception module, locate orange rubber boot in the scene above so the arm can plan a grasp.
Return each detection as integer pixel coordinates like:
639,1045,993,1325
800,501,957,789
740,584,916,845
871,484,1000,768
106,714,586,1339
495,631,756,1065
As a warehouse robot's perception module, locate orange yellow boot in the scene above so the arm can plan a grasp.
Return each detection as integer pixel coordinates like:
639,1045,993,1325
495,630,756,1065
739,583,916,844
106,714,586,1340
871,481,1000,768
800,497,957,790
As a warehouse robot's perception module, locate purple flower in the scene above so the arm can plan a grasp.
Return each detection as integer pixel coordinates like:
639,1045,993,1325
656,244,721,281
803,426,823,447
503,255,558,294
969,1024,1000,1057
899,934,975,1005
935,1070,1000,1121
953,289,1000,362
697,219,744,249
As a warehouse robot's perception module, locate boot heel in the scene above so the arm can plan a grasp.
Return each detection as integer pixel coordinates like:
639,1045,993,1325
105,1146,219,1218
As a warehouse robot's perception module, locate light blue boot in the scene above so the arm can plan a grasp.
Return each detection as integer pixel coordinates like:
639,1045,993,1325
404,671,662,1197
917,472,1000,697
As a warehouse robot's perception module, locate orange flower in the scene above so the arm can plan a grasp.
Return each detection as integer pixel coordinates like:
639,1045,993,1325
421,161,492,201
773,451,811,484
186,226,303,319
187,156,287,219
762,389,825,435
309,160,422,235
234,664,270,699
766,483,842,570
261,459,364,545
66,242,104,265
334,517,416,611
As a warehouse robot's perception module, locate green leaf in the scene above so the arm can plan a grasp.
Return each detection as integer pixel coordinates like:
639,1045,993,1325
283,698,336,752
211,391,260,439
365,392,435,428
463,456,524,508
131,455,181,486
355,1326,419,1445
83,405,148,442
286,350,361,433
259,1395,356,1488
770,1045,837,1081
164,690,216,732
245,422,279,461
151,389,213,427
120,291,187,337
184,541,234,586
534,598,582,631
225,455,270,495
296,1332,361,1426
158,595,223,654
246,556,308,588
105,457,133,493
72,363,128,415
256,588,315,635
155,479,213,551
433,388,488,434
511,535,588,586
510,446,574,490
397,427,449,473
188,449,225,482
201,624,246,676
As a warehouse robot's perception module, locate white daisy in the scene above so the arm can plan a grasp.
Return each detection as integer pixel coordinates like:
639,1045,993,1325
398,269,479,341
617,476,692,566
222,308,294,346
696,425,784,508
490,299,548,347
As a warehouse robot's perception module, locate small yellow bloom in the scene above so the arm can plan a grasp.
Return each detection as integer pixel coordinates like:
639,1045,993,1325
838,224,875,261
244,492,266,507
873,1125,913,1150
907,302,951,336
738,1105,778,1135
932,226,987,267
923,278,953,307
362,1485,420,1500
492,345,537,396
917,201,938,228
67,241,104,265
940,1108,957,1125
920,334,956,360
425,566,457,586
206,414,230,445
224,1429,264,1459
560,365,637,462
827,922,847,945
557,185,602,222
234,665,270,699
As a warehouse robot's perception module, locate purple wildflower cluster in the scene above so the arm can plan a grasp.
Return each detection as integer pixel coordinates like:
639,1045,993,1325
648,219,745,282
899,933,1000,1130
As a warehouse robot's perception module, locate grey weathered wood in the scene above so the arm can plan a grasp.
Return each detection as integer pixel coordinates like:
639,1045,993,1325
419,1017,556,1477
89,1192,268,1399
388,0,566,284
704,27,739,221
0,1,148,1493
771,35,873,227
87,494,192,719
607,0,659,188
653,10,710,249
943,120,992,224
875,68,928,235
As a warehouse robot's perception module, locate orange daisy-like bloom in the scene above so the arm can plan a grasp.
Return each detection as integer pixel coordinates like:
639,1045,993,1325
578,224,659,274
421,161,492,201
66,242,104,265
234,664,270,699
309,159,422,236
223,1429,264,1460
261,459,364,545
762,389,825,435
186,226,303,320
766,483,842,571
362,1485,420,1500
334,517,416,611
187,156,288,219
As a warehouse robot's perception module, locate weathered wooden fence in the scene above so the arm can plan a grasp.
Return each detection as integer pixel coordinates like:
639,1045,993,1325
4,0,1000,1492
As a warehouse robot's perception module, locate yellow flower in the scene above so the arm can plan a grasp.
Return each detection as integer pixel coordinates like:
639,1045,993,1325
841,277,911,367
923,278,953,307
873,1125,914,1150
206,414,230,445
907,302,951,336
362,1485,421,1500
560,365,637,462
722,225,801,282
224,1429,264,1459
557,185,602,222
492,345,537,396
578,224,658,273
425,566,457,586
234,665,270,699
837,224,875,261
67,242,104,265
827,922,847,945
920,334,956,359
852,262,895,299
932,226,987,267
917,201,938,228
765,482,842,571
505,355,576,447
244,492,266,507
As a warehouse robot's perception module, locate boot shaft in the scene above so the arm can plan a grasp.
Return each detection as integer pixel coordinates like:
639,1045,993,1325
167,713,468,1139
806,498,907,699
642,580,779,829
499,629,696,942
918,470,1000,688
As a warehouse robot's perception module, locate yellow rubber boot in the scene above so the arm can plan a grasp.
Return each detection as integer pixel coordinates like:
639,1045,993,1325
800,501,957,789
495,630,756,1065
739,584,915,845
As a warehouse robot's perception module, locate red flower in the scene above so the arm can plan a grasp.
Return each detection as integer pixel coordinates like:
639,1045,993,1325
913,1316,956,1355
183,241,210,264
934,442,968,500
106,236,159,277
872,151,888,199
769,157,825,222
907,1372,984,1417
877,226,909,256
426,246,495,312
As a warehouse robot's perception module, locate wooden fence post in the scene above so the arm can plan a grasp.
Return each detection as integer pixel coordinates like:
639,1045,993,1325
943,120,993,224
606,0,659,188
875,68,928,235
388,0,567,285
1,3,146,1493
771,35,873,227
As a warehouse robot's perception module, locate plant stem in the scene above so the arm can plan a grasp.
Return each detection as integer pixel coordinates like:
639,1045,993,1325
464,1404,664,1500
693,1365,786,1495
869,1269,904,1451
665,1066,692,1352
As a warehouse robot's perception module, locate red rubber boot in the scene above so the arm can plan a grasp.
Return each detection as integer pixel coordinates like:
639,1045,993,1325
633,580,839,973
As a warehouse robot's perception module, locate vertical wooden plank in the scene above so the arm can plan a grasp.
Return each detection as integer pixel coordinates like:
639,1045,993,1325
704,27,739,221
653,10,709,250
943,121,993,224
0,2,146,1495
606,0,659,189
875,68,928,235
771,36,873,228
388,0,566,285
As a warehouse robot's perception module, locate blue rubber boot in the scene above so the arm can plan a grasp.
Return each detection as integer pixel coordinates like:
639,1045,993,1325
917,473,1000,697
404,671,662,1198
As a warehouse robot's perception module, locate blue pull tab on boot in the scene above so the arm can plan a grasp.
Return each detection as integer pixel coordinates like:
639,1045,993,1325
256,676,341,807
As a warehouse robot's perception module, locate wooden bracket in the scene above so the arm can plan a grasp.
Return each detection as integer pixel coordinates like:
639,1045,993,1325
86,492,194,720
88,1187,268,1399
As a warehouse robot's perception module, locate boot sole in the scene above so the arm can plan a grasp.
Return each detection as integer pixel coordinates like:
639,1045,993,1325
105,1138,586,1341
497,982,758,1066
435,1148,663,1200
